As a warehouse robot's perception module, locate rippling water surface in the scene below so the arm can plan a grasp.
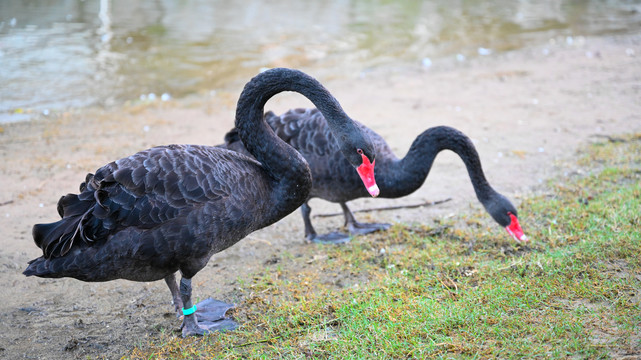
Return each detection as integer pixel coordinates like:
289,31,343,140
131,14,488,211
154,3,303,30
1,0,640,122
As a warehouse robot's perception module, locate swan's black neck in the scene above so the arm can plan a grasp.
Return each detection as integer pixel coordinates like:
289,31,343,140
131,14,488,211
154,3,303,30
381,126,498,203
235,68,353,217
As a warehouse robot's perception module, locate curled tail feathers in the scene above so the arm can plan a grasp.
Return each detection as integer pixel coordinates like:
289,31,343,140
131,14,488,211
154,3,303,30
33,211,89,259
34,178,98,259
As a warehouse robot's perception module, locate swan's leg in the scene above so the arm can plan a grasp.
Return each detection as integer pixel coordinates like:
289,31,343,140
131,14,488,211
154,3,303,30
301,202,318,241
302,202,351,244
179,276,238,337
179,277,208,337
341,202,391,235
164,273,183,318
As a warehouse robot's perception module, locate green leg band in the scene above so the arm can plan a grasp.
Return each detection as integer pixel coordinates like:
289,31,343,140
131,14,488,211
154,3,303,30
182,305,197,316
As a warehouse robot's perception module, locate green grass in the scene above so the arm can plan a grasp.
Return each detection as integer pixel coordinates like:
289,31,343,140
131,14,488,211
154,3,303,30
127,134,641,359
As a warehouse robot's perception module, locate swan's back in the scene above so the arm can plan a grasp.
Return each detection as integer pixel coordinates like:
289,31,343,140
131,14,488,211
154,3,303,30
25,145,275,282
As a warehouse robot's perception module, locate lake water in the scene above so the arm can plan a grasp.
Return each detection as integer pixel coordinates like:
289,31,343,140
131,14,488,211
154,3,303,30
1,0,640,122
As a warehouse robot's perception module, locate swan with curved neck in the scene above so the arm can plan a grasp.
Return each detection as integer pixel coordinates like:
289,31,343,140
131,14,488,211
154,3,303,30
221,108,527,243
23,69,379,336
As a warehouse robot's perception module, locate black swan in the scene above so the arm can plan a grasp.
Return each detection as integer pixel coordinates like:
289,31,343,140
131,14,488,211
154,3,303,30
22,69,379,337
221,108,527,244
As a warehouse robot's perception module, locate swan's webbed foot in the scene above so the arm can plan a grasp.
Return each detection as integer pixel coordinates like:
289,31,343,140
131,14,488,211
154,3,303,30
305,231,352,244
304,223,390,244
195,298,238,331
177,277,238,337
180,299,238,336
347,221,392,236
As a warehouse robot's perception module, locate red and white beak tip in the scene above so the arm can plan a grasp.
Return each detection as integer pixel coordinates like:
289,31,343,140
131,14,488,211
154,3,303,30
506,213,529,243
367,184,380,197
507,229,529,243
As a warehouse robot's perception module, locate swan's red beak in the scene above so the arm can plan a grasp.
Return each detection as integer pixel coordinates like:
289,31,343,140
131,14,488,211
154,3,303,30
505,212,528,243
356,154,379,197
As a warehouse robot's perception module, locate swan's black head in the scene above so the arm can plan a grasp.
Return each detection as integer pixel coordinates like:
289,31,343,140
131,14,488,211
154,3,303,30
484,193,528,243
338,127,379,197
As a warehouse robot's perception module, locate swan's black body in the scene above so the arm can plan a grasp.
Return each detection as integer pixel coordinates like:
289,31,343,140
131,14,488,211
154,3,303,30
23,69,377,336
26,146,275,281
222,108,526,243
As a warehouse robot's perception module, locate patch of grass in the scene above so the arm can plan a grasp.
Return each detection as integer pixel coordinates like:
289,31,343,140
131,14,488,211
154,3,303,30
126,135,641,359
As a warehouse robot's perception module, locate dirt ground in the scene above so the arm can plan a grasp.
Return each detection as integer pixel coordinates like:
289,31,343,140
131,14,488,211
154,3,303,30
1,33,640,359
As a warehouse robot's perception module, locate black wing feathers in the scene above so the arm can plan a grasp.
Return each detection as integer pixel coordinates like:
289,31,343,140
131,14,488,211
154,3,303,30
32,145,232,259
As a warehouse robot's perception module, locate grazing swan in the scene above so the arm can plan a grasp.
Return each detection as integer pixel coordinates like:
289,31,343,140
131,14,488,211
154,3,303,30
221,108,527,243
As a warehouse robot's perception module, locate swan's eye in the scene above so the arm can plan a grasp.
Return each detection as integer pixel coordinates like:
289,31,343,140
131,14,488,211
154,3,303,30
357,148,363,155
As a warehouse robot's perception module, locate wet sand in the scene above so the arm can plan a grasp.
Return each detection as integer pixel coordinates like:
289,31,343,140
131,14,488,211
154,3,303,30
1,33,640,359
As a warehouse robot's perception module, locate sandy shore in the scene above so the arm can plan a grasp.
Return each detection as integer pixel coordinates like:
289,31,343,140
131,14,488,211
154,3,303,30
1,33,640,359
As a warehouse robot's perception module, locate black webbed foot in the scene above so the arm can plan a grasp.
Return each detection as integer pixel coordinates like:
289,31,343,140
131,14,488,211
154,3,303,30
194,298,238,331
347,221,392,236
305,231,351,244
180,298,237,337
